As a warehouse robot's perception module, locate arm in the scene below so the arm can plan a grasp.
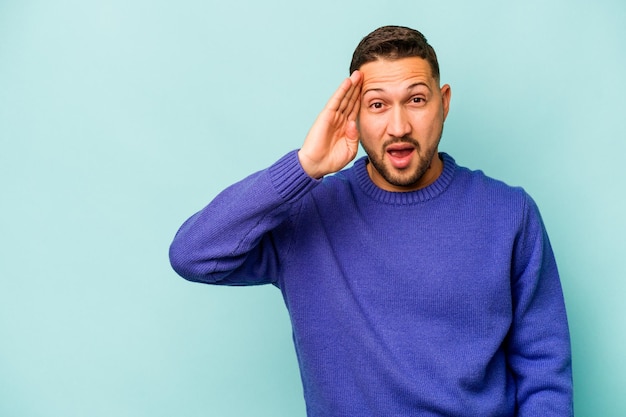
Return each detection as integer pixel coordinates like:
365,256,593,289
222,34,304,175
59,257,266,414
508,195,573,416
169,71,363,285
169,151,316,285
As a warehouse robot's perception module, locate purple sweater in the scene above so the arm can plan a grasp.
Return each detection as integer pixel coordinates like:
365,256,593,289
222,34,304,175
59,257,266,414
170,151,573,416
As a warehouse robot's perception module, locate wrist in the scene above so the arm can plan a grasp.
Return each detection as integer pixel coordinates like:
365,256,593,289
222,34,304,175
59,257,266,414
269,151,320,201
297,149,324,179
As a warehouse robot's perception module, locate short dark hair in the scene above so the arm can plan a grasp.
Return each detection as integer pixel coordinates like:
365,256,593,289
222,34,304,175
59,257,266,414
349,25,440,81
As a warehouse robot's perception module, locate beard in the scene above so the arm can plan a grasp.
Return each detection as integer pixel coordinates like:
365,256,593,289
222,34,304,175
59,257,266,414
361,134,441,189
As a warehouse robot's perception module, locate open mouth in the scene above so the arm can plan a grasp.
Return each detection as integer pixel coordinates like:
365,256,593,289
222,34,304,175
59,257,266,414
388,148,413,158
386,145,415,169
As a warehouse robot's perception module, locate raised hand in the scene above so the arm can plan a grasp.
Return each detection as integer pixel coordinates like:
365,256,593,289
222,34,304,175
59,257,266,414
298,71,363,179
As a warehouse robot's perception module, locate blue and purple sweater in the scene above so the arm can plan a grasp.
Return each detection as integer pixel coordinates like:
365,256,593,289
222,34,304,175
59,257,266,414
170,151,573,416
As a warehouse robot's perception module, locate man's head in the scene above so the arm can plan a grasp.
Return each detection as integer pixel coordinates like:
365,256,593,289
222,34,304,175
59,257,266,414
351,26,451,192
350,26,440,83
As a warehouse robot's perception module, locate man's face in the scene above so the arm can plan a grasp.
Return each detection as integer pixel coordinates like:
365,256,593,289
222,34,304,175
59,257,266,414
357,57,451,192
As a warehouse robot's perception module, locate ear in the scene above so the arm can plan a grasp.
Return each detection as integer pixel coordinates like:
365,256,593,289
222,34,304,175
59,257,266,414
440,84,451,121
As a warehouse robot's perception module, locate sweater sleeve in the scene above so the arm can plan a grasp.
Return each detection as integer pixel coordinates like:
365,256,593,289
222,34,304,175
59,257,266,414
169,150,318,285
508,194,574,416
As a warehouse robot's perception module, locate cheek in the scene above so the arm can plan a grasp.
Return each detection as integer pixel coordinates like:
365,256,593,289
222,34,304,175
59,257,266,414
412,111,442,138
357,123,376,151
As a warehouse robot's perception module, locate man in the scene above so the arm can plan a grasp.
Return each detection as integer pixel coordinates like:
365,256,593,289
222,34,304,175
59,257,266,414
170,26,573,416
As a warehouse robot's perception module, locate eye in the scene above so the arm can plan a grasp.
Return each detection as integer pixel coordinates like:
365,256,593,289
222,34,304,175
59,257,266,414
411,97,425,104
367,101,386,113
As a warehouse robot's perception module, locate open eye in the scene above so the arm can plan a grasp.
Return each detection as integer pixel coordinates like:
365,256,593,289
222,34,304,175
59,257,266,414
367,101,386,113
411,97,425,104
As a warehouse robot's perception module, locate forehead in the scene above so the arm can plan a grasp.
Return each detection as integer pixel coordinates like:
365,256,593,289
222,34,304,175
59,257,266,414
360,57,436,91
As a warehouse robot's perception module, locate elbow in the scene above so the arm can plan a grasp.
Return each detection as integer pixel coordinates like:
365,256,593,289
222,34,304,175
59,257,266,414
169,238,227,284
169,239,202,282
169,240,190,279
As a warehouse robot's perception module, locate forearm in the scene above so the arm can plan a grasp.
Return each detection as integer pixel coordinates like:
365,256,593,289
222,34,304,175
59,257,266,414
169,150,318,284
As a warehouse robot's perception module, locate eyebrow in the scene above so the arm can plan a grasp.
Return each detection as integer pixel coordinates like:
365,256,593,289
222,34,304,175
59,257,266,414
362,82,431,96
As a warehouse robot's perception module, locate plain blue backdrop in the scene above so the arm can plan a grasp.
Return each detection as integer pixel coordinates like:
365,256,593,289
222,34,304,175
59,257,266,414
1,1,625,416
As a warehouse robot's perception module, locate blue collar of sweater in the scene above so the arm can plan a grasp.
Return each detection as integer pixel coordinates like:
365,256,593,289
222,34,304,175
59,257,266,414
353,152,457,205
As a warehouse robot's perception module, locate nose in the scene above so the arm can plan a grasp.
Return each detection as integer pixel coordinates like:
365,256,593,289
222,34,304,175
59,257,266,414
386,106,411,138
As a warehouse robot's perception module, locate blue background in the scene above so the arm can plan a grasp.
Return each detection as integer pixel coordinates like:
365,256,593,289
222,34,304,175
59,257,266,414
1,1,625,415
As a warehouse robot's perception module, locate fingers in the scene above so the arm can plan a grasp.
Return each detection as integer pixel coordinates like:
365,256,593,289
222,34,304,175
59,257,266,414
342,71,362,117
345,119,359,141
346,73,362,122
298,72,363,178
326,71,362,115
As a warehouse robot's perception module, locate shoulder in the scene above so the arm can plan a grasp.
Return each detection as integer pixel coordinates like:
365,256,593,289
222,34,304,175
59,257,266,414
287,159,365,224
310,157,363,197
451,157,531,206
445,155,542,228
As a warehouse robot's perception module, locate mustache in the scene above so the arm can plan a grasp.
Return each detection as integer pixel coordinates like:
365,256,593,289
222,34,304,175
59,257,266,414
382,136,420,150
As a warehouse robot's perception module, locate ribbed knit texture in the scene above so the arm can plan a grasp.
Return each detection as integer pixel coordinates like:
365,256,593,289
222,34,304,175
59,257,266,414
170,151,573,416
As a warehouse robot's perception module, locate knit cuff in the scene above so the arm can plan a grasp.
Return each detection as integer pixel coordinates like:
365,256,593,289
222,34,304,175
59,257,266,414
268,150,320,202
